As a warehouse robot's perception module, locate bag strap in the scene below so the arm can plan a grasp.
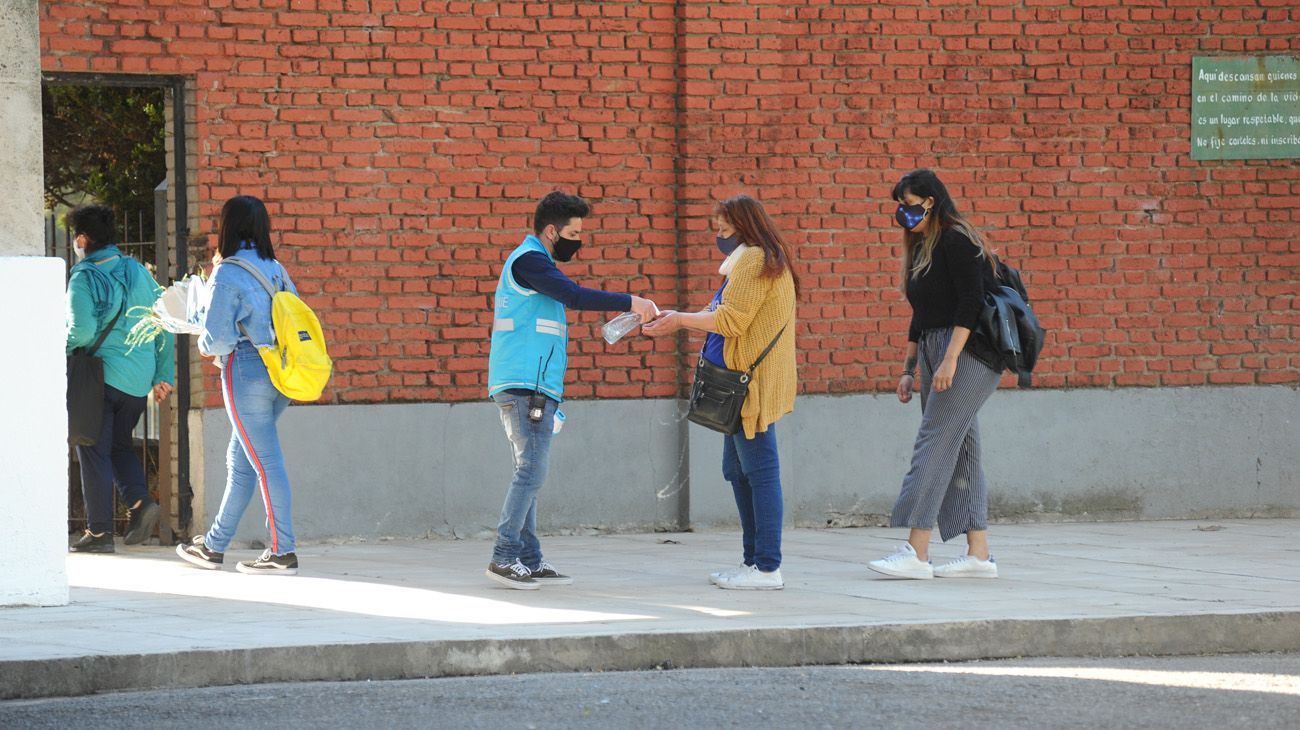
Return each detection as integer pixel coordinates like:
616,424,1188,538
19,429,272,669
221,256,282,346
220,256,282,296
86,298,126,357
744,308,794,376
83,264,127,357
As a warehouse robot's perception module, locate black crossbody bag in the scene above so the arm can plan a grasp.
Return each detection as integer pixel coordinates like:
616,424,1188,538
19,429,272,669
687,320,789,435
67,298,126,446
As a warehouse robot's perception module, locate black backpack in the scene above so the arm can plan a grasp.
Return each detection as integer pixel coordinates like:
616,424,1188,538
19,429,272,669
970,256,1046,387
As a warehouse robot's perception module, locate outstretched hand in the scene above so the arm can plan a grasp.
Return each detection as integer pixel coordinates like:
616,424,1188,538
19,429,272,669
629,295,659,324
642,310,682,336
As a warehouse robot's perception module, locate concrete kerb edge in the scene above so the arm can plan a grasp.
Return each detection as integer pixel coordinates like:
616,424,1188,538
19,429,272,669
4,611,1299,700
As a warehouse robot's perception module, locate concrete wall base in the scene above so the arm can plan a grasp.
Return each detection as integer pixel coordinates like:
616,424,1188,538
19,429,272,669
195,386,1298,543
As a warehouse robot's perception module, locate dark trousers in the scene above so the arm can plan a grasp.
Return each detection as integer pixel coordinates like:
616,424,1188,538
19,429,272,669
76,385,150,534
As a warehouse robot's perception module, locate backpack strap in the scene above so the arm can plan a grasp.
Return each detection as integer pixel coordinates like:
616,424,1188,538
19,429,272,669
220,256,283,346
220,256,283,296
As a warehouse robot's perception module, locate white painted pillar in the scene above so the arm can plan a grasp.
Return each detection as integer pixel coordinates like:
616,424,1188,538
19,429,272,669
0,0,69,606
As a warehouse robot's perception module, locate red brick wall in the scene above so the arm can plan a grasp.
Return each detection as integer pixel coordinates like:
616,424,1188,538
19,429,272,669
41,1,1300,408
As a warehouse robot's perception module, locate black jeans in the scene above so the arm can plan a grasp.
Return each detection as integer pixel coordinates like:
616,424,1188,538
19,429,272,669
75,385,150,534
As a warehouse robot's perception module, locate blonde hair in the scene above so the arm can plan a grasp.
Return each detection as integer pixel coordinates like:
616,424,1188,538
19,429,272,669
904,218,992,291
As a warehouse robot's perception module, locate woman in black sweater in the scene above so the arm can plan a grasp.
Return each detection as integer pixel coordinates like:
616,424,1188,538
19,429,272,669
868,169,1003,581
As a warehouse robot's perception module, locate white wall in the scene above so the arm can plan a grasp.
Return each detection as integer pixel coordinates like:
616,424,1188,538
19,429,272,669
0,0,68,607
0,258,70,606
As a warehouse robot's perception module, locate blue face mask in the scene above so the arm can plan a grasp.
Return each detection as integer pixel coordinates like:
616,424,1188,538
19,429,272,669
715,234,739,256
895,203,929,230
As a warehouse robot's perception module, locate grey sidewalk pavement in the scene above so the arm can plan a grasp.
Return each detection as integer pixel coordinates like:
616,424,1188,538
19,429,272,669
3,519,1299,700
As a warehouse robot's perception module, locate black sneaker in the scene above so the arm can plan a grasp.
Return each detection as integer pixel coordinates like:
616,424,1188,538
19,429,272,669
124,499,161,545
69,530,115,554
236,550,299,575
175,535,224,570
485,559,540,590
528,561,574,585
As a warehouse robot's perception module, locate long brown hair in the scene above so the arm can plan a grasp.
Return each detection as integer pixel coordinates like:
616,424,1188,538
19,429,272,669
714,195,801,296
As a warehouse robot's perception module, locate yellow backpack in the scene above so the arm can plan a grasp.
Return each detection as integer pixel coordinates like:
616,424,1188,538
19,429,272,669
223,257,332,401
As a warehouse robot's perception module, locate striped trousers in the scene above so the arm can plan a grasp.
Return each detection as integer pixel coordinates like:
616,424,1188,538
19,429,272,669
890,327,1001,542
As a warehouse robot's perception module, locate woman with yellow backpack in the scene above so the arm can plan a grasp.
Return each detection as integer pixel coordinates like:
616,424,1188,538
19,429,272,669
176,195,311,575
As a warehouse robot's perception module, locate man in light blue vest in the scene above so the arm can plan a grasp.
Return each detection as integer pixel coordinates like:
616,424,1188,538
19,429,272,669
485,192,658,589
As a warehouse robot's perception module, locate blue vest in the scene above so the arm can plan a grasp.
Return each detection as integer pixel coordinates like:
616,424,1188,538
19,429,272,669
487,236,568,401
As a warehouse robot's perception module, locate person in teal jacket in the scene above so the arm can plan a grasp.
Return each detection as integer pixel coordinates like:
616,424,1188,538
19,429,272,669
65,204,175,553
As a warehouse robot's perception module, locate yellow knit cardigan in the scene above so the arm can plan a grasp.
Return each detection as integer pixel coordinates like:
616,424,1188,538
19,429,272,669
712,246,798,439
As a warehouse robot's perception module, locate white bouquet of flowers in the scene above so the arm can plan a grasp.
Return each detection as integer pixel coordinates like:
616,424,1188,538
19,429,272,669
151,273,211,335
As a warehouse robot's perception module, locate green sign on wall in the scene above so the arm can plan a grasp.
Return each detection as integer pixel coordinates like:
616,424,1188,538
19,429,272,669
1191,56,1300,161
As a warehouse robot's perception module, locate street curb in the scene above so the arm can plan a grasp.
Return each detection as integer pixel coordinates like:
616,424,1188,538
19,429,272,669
4,610,1298,700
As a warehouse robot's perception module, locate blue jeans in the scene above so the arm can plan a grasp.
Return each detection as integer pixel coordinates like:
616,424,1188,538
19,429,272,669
722,424,783,572
76,385,151,534
491,391,557,569
205,342,295,555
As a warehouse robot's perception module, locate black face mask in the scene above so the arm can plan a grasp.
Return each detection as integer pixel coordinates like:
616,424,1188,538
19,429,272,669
895,203,929,230
553,234,582,262
715,234,739,256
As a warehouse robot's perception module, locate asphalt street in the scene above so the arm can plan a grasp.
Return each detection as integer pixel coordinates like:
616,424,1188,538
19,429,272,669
3,653,1298,729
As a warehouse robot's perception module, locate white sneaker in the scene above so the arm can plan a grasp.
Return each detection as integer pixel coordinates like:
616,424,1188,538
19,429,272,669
716,565,784,590
709,563,750,586
867,543,934,580
934,554,998,579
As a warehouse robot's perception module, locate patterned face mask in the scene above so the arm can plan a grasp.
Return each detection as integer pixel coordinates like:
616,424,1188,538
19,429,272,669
895,203,929,230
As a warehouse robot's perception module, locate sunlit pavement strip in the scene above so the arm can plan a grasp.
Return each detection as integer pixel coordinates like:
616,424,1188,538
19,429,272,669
66,558,654,625
2,520,1299,698
868,665,1300,696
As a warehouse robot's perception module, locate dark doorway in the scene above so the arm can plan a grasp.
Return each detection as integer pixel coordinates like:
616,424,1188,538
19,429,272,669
42,73,193,544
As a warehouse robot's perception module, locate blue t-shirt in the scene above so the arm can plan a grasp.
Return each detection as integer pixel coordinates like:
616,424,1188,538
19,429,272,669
701,282,726,366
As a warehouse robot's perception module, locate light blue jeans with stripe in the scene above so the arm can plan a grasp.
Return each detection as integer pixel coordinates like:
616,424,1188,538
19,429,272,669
205,342,295,555
891,328,1001,542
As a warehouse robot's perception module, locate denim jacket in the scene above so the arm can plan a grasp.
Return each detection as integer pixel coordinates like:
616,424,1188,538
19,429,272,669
199,245,298,360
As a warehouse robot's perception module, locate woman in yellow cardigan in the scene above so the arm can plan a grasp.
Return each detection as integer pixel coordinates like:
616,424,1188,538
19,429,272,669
644,195,798,590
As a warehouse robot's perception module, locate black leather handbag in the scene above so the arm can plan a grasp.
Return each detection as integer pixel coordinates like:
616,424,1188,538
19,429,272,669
687,322,788,435
67,302,125,447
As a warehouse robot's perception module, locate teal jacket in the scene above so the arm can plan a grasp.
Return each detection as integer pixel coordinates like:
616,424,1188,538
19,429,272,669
66,245,176,397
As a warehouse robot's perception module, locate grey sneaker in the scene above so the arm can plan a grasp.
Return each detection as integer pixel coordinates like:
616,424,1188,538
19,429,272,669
124,499,161,545
236,550,299,575
69,530,115,554
528,561,573,585
486,559,539,590
176,535,223,569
